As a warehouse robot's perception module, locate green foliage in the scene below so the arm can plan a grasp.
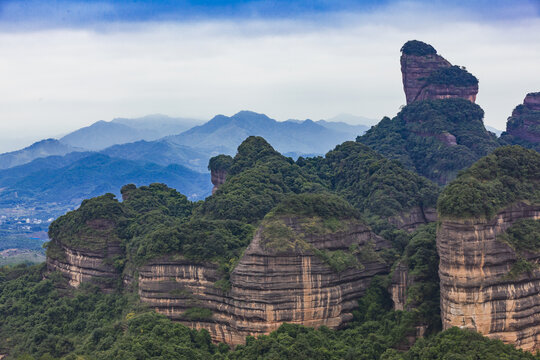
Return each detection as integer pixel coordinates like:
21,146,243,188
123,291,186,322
401,40,437,56
200,137,323,223
298,142,439,218
128,218,254,265
507,258,538,279
438,146,540,219
400,327,539,360
48,193,124,251
499,219,540,253
181,307,213,321
268,193,360,219
399,224,441,334
358,98,501,185
425,65,478,87
208,154,233,172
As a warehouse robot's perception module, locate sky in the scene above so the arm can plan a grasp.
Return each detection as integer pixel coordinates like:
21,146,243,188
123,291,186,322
1,0,540,152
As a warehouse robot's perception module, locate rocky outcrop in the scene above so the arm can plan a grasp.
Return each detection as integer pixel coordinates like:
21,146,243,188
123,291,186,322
208,154,232,194
401,40,478,104
503,93,540,147
138,218,390,344
388,206,437,232
211,168,227,194
47,241,123,291
523,92,540,111
390,261,413,311
438,202,540,352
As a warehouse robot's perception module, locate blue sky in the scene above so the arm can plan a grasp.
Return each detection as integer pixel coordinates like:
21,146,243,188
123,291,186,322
0,0,539,151
2,0,538,26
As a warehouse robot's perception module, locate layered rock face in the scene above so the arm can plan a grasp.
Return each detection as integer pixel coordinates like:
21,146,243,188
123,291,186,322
438,202,540,352
138,218,390,344
388,206,437,232
505,92,540,145
47,242,123,290
401,40,478,104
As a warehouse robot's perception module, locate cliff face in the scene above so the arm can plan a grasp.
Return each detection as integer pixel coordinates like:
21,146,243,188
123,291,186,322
401,52,451,104
138,217,390,344
47,242,123,290
210,168,227,194
401,41,478,104
438,202,540,352
504,93,540,146
388,206,437,232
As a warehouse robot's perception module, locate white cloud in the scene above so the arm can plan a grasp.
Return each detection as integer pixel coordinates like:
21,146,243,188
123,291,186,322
0,4,539,144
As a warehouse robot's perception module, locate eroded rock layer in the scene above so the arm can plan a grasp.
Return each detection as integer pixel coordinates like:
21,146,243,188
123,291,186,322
388,206,437,232
438,202,540,352
138,219,390,344
47,242,123,290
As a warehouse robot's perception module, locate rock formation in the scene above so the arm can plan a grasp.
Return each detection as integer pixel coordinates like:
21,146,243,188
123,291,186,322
388,206,437,232
210,169,227,194
502,92,540,149
46,220,123,291
438,202,540,352
401,40,478,104
208,154,232,194
138,217,390,344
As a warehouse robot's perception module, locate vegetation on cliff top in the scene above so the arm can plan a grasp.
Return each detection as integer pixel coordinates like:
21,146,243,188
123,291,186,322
500,104,540,151
357,98,500,185
299,141,439,218
48,193,125,251
438,146,540,219
208,154,233,172
424,65,478,87
401,40,437,56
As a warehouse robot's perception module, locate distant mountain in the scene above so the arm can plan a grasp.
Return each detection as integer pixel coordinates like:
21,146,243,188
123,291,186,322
166,111,361,156
485,125,503,136
60,115,202,151
326,113,378,126
315,120,369,135
112,114,201,135
0,139,81,170
0,153,211,207
101,140,210,172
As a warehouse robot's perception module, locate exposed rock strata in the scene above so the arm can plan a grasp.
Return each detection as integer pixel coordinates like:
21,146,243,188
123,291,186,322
438,202,540,352
47,242,123,290
138,219,390,344
388,206,437,232
401,43,478,104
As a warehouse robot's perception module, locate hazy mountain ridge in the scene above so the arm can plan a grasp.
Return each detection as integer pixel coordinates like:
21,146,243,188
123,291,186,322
60,115,203,151
0,139,82,170
167,110,366,156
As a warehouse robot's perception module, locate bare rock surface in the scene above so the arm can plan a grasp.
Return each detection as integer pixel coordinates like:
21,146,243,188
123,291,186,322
438,202,540,352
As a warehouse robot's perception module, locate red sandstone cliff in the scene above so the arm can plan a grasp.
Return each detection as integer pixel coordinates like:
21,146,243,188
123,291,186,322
401,40,478,104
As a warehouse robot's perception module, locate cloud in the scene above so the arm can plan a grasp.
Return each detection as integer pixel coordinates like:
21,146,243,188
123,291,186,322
0,0,539,144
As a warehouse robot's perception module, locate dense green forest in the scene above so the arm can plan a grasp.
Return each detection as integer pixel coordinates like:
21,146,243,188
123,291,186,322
2,125,539,358
357,98,500,184
438,146,540,219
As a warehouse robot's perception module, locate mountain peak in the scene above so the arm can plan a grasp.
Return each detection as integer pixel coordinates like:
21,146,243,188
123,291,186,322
400,40,478,104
